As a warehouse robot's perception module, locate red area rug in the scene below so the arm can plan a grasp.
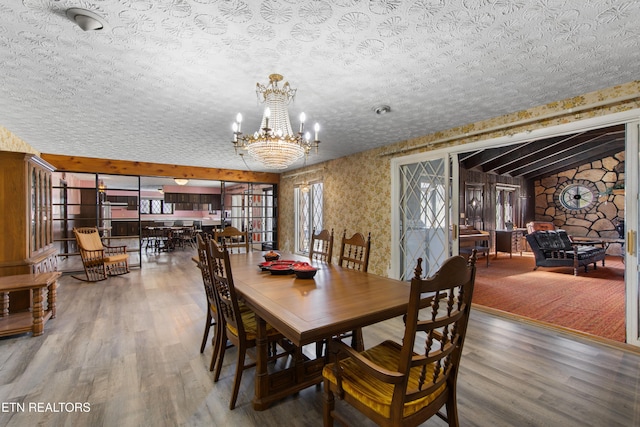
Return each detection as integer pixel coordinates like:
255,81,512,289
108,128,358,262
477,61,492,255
472,253,625,342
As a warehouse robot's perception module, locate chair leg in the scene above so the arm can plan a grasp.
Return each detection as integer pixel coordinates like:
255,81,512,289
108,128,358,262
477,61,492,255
323,380,335,427
229,343,247,410
214,332,227,381
210,319,225,373
200,311,212,353
445,397,459,427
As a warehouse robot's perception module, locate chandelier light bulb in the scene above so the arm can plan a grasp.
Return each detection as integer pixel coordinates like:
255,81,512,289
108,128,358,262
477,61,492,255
314,123,320,141
236,113,242,132
264,107,271,129
299,112,306,133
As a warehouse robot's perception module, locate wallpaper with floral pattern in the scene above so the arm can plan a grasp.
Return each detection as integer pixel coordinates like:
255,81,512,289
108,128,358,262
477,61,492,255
279,81,640,277
0,126,39,154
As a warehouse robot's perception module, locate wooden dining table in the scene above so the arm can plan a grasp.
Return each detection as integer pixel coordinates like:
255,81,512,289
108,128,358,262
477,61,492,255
225,251,413,410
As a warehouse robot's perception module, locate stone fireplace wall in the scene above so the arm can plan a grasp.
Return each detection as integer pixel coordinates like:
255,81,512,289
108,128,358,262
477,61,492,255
534,151,625,255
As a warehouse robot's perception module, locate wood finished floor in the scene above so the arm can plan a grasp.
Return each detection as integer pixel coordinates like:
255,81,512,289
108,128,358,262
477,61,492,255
1,249,640,427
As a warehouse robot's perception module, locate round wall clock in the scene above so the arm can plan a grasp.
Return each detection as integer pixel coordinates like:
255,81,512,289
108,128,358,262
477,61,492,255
555,180,598,212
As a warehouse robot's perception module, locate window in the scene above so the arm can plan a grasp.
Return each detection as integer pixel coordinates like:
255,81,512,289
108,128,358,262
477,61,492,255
295,182,323,254
140,199,173,214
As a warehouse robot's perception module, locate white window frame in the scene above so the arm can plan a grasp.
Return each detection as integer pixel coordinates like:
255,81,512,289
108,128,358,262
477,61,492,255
294,181,323,254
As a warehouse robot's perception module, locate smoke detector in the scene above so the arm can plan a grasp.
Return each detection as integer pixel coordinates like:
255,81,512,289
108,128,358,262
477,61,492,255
66,8,107,31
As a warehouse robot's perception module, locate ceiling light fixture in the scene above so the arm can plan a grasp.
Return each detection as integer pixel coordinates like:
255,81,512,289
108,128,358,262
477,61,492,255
373,105,391,115
232,74,320,170
174,178,189,185
66,8,106,31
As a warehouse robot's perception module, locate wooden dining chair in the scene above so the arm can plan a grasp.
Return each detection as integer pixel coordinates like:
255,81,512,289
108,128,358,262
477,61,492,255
180,226,197,249
335,230,372,352
208,239,293,409
338,230,371,272
195,234,223,372
73,227,129,282
214,226,249,254
323,252,478,427
310,228,334,262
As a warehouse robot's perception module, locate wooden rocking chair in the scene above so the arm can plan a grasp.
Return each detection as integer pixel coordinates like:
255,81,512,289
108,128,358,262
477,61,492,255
73,227,129,282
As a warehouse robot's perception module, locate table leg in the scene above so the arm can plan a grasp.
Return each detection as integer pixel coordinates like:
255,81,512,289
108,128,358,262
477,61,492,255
48,281,57,318
252,313,269,411
32,288,44,336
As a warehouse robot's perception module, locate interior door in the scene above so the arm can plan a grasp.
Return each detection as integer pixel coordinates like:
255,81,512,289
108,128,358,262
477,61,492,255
391,153,459,281
464,183,484,230
626,120,639,346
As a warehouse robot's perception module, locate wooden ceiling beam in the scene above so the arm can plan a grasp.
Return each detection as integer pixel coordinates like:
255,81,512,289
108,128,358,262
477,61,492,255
459,124,626,181
506,133,624,177
521,140,625,180
40,154,280,184
495,132,606,176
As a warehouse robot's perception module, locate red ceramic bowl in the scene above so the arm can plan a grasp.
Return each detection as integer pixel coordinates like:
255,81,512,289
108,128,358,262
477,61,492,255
269,264,294,275
293,265,318,279
264,252,280,261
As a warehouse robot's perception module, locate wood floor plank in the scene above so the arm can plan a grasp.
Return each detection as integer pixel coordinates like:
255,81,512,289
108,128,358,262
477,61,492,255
1,249,639,426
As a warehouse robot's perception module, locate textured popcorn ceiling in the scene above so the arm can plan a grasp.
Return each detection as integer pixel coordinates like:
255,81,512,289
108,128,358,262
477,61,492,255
1,0,639,172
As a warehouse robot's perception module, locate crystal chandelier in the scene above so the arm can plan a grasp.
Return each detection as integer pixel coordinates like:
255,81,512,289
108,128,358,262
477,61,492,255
232,74,320,169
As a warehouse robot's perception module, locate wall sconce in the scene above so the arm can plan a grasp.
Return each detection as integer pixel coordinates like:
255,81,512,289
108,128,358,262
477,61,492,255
174,178,189,185
97,180,106,203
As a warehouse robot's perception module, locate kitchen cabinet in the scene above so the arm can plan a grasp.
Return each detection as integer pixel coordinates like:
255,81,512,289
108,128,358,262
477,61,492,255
106,195,138,210
164,193,221,210
111,221,140,237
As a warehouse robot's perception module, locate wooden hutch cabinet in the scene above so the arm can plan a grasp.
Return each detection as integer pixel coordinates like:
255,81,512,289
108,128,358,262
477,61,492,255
0,151,58,312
